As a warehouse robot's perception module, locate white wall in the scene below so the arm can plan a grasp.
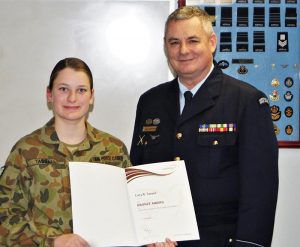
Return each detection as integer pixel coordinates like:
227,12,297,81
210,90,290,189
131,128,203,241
272,149,300,247
0,0,174,164
0,1,299,246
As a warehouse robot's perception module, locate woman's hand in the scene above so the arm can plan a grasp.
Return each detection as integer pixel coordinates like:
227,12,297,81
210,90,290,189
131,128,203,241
54,233,90,247
147,238,178,247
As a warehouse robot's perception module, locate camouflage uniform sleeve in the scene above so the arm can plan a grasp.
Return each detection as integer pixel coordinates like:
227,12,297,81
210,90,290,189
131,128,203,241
0,148,58,247
121,143,132,168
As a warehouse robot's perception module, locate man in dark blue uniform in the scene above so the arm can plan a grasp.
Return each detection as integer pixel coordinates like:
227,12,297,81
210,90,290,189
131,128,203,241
130,6,278,247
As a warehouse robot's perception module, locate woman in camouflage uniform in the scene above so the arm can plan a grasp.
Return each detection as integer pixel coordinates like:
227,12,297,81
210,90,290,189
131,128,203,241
0,58,178,247
0,57,133,246
0,58,176,247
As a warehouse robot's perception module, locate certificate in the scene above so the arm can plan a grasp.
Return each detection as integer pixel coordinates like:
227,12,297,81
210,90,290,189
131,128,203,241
69,160,199,246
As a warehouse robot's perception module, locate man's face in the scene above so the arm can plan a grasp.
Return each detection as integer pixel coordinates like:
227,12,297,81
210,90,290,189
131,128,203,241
165,17,217,86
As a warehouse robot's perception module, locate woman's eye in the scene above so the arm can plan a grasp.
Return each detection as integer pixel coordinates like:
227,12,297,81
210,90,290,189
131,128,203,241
78,88,87,93
58,87,68,92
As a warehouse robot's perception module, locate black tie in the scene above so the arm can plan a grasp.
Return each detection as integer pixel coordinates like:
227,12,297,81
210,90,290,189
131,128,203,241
183,91,193,113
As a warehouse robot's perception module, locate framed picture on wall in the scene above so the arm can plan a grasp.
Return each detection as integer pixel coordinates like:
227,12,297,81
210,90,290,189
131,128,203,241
184,0,300,147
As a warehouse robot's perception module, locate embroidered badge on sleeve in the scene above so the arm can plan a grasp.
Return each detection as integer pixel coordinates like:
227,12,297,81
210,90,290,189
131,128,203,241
259,97,269,105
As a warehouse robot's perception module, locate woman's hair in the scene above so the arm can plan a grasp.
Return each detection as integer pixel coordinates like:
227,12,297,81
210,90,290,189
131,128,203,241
164,6,215,37
48,57,93,90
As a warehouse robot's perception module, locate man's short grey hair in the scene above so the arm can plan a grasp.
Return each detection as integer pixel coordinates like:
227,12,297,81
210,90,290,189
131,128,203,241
164,6,216,38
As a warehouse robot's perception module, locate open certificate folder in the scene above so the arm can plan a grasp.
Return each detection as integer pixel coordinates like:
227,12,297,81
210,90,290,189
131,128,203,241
69,160,199,247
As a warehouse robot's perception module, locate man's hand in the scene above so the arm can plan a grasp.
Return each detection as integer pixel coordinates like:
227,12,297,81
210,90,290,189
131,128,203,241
147,238,178,247
54,233,90,247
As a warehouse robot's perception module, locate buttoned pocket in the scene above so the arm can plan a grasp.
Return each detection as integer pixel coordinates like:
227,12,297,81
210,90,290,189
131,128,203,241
197,133,236,146
28,161,69,198
196,133,238,177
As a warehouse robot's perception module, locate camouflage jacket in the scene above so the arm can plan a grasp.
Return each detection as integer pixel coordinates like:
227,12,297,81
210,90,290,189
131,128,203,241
0,118,131,246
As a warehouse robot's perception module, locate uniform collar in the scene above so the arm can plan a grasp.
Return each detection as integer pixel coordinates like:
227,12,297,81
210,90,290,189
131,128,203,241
178,63,214,96
41,118,101,155
177,64,223,126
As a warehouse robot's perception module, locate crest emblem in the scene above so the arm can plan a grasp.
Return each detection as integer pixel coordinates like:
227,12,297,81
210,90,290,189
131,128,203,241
269,90,279,101
270,105,281,121
271,78,280,87
284,77,294,88
285,125,293,135
273,123,280,135
217,60,229,69
284,106,293,118
284,91,293,101
237,65,248,74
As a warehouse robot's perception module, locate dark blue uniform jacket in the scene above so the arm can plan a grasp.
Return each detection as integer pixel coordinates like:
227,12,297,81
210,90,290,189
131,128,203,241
130,66,278,247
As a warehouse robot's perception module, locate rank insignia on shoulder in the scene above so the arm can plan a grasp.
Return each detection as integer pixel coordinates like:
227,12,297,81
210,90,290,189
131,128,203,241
259,97,269,105
199,123,236,133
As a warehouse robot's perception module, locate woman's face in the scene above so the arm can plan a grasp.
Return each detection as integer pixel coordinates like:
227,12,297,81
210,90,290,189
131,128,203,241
47,68,94,123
